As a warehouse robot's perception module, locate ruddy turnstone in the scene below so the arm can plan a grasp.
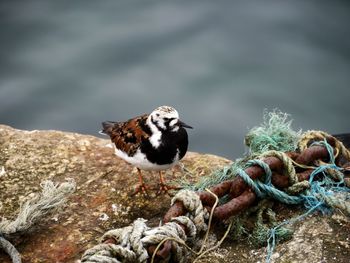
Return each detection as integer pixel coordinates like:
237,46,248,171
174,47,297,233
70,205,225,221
100,105,192,195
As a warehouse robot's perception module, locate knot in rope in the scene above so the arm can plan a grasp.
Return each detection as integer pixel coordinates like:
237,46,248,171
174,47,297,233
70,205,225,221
81,216,198,263
171,190,209,232
82,218,148,263
260,150,298,185
82,190,209,263
143,217,197,262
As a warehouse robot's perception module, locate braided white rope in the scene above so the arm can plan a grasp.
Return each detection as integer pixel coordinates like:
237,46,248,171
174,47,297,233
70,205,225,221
171,189,209,232
80,243,135,263
0,180,76,263
0,236,21,263
82,218,149,263
0,180,76,235
81,190,208,263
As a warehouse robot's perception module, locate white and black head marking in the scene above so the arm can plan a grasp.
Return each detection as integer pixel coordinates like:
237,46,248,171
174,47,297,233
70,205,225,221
149,106,181,132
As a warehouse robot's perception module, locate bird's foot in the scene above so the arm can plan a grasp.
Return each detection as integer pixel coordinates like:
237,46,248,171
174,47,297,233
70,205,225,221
156,183,181,195
130,183,151,196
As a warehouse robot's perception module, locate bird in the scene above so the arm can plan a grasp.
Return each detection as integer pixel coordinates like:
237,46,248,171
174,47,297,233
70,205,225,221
100,105,192,195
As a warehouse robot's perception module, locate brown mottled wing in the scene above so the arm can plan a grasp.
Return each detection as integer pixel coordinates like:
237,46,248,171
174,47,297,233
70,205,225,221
102,114,150,156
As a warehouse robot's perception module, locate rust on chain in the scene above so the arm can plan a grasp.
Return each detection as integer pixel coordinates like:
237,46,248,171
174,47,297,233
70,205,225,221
271,172,289,188
229,156,284,198
163,201,186,223
103,144,347,262
212,189,256,220
199,180,233,207
148,239,173,262
165,146,336,224
148,222,187,261
286,151,300,160
103,238,116,244
297,169,314,181
205,179,233,199
295,146,329,165
197,157,283,207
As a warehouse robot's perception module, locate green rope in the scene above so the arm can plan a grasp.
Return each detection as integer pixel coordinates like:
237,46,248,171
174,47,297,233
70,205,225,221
245,109,301,155
181,110,349,263
184,158,246,191
235,138,349,262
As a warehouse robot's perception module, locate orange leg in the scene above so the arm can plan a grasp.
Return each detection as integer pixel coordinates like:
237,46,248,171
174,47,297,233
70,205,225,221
156,171,181,195
159,170,166,186
131,168,150,196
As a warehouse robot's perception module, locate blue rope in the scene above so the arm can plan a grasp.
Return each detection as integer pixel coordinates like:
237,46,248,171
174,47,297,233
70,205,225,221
265,140,348,263
311,139,335,164
265,163,343,263
265,202,321,263
246,160,272,185
236,139,349,263
237,162,303,205
301,163,348,214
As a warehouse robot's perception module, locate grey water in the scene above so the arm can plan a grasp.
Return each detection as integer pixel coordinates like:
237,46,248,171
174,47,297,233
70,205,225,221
0,0,349,159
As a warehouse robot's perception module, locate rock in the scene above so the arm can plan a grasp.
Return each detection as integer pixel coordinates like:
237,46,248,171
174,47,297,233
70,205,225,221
0,125,229,262
0,125,349,263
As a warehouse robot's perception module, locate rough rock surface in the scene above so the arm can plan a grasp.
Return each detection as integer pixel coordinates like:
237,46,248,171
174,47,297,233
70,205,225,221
0,125,349,263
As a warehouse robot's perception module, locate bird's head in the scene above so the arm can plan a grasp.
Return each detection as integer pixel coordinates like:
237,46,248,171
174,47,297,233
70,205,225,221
148,105,193,132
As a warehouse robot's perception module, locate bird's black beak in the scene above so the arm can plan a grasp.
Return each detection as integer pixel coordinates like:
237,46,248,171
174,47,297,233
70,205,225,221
178,120,193,129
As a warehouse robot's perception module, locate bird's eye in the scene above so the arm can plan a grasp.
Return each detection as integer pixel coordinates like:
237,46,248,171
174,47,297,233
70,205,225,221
156,113,160,117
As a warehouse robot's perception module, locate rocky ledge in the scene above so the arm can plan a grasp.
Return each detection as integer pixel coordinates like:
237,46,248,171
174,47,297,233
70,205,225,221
0,125,349,263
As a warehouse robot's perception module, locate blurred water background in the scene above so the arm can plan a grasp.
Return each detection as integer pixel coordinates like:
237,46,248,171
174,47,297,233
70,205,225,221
0,0,349,159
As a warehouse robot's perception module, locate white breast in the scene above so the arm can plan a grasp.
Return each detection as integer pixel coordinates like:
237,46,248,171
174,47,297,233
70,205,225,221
114,146,179,171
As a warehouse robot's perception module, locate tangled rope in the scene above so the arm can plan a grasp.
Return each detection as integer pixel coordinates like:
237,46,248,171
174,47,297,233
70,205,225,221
81,190,209,263
171,190,209,233
260,150,298,185
264,137,350,262
81,218,149,263
81,121,350,263
237,166,303,205
0,180,76,263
